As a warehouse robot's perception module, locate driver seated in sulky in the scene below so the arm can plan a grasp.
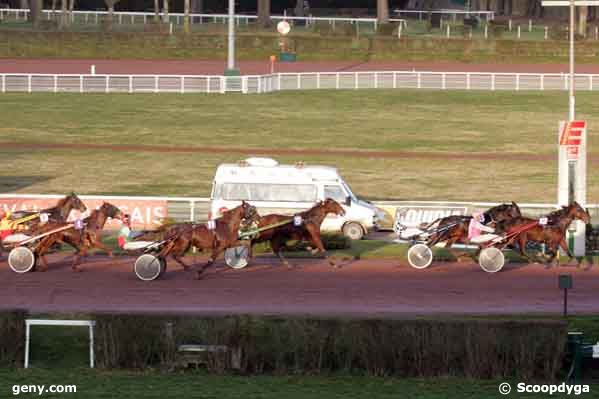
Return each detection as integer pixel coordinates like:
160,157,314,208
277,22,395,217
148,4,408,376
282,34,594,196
117,214,156,251
468,211,499,244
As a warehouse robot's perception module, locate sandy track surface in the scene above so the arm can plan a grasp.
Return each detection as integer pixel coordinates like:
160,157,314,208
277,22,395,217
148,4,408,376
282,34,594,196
1,253,597,316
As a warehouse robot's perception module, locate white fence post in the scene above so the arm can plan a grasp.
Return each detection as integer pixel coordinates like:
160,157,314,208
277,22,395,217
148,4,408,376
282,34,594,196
515,74,520,91
129,76,133,93
1,75,4,93
417,72,421,89
278,74,281,91
540,74,544,91
374,72,378,89
181,76,185,94
27,75,31,93
442,73,446,90
393,71,397,89
79,75,83,93
491,73,495,91
297,74,301,90
335,73,339,89
105,76,109,93
154,76,159,93
317,72,320,89
354,73,358,89
466,73,470,90
591,75,594,91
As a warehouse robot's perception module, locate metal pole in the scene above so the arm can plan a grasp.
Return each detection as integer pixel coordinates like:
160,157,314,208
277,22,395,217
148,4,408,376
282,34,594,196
226,0,236,72
569,0,575,120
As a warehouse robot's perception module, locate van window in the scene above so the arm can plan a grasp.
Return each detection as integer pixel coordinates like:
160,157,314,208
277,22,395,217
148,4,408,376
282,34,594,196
324,185,346,203
214,183,317,202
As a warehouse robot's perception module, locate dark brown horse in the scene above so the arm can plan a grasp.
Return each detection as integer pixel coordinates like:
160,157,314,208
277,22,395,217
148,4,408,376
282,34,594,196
157,201,257,277
423,202,522,259
245,198,346,268
500,202,590,266
10,192,87,230
34,202,124,272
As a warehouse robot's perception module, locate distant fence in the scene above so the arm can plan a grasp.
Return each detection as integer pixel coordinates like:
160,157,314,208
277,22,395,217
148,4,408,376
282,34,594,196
0,8,409,31
2,71,599,94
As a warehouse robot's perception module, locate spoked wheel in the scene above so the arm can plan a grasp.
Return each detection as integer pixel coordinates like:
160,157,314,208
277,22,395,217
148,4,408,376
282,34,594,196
407,243,433,269
478,247,505,273
224,246,250,269
8,246,37,273
134,254,164,281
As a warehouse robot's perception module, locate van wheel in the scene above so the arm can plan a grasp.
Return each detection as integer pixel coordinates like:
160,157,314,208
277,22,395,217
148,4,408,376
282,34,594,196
343,222,364,240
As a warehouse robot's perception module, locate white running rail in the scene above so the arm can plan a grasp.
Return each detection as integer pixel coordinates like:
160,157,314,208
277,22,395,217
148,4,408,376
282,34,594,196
1,71,598,94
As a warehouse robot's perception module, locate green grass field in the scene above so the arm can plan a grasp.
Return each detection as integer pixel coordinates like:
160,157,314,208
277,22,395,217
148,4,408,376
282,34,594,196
1,90,598,202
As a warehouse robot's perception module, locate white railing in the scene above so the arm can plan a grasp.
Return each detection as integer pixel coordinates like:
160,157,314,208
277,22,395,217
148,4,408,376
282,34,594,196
1,71,598,94
0,8,408,30
392,9,495,21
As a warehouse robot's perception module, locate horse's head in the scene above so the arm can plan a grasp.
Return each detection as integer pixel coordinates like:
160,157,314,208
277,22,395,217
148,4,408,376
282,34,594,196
322,198,346,217
488,202,520,223
241,201,259,222
68,192,87,213
100,202,124,221
570,201,591,224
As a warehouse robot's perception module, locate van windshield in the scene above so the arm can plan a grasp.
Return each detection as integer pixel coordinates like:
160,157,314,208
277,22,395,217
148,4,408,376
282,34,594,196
342,182,358,202
214,183,317,202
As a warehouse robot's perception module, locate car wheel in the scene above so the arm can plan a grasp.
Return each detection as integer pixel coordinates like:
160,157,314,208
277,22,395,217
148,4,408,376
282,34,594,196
343,222,364,240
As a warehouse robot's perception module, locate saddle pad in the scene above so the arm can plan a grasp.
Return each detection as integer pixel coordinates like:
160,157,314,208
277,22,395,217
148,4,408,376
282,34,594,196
294,216,303,226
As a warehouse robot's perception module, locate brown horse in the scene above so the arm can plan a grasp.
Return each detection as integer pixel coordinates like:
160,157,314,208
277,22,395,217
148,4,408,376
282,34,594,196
500,202,590,266
156,201,257,277
423,202,522,259
34,202,124,272
245,198,346,268
10,192,87,230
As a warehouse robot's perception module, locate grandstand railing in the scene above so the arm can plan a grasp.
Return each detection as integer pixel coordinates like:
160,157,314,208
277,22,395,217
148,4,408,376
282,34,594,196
1,71,597,94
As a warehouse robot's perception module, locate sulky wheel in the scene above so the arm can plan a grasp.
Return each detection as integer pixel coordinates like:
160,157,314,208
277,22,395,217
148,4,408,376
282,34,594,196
478,247,505,273
134,254,164,281
224,246,250,269
407,243,433,269
8,246,36,273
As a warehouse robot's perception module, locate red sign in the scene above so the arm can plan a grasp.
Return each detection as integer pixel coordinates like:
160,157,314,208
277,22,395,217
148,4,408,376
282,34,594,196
0,197,168,230
566,146,580,160
559,120,586,146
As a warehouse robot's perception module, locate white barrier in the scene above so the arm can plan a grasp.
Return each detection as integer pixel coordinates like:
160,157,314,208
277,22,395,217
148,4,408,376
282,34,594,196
1,71,597,94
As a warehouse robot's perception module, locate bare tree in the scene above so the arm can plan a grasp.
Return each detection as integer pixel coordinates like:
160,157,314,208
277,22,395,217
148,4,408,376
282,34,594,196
59,0,67,29
295,0,303,17
163,0,169,23
258,0,271,27
184,0,190,33
104,0,121,30
68,0,75,23
579,6,588,36
29,0,42,27
377,0,389,24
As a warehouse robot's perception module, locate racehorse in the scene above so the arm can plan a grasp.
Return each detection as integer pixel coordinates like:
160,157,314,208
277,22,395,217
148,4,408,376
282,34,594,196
10,192,87,230
423,202,522,260
156,201,257,277
499,202,590,266
34,202,124,272
244,198,346,268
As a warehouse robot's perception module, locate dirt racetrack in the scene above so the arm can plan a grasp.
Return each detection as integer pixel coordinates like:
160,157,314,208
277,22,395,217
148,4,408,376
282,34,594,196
1,253,598,316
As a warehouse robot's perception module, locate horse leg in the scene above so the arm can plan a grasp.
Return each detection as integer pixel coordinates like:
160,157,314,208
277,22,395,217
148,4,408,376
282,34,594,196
558,237,576,266
196,246,221,279
270,237,291,268
305,225,336,267
72,245,86,272
34,237,55,272
171,252,191,271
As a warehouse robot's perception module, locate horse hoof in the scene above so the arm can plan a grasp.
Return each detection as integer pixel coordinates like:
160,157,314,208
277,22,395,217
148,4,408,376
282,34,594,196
195,271,204,280
72,267,82,272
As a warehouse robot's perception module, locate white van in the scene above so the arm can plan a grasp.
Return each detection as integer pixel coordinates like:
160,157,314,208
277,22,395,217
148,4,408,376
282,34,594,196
210,158,381,240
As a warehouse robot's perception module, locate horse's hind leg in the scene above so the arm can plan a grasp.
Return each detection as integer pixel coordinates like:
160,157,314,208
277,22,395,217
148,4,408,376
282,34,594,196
305,225,337,267
270,237,291,268
172,253,191,271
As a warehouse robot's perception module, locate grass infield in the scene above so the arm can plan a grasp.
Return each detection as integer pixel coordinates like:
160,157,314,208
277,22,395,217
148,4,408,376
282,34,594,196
1,90,599,202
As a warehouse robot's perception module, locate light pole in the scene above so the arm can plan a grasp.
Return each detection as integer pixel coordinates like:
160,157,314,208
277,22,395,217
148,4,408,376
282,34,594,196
568,0,575,120
225,0,240,76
